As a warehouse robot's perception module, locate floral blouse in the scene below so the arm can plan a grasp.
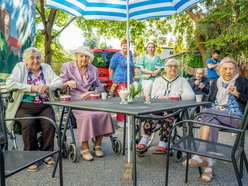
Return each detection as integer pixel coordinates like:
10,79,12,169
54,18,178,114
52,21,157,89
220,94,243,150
22,67,49,104
109,51,134,83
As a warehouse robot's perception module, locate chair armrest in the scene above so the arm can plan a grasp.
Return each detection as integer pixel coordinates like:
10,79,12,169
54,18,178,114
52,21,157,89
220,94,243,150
193,111,242,121
172,119,243,134
5,116,61,149
5,116,58,132
136,109,185,120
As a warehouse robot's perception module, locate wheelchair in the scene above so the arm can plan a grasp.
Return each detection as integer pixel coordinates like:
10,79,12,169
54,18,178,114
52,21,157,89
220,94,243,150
133,108,189,162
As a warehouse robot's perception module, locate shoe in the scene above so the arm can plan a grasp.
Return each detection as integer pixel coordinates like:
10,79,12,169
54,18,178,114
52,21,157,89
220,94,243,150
43,157,55,168
183,155,208,168
27,164,39,172
81,149,94,161
94,146,104,157
153,146,167,154
136,144,148,152
201,166,214,182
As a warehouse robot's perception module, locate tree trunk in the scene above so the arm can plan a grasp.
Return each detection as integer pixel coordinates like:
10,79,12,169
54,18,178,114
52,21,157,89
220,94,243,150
45,34,53,65
186,9,208,67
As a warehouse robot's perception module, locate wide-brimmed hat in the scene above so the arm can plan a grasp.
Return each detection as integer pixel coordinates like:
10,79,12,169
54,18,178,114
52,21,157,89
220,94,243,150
72,46,94,61
164,58,179,67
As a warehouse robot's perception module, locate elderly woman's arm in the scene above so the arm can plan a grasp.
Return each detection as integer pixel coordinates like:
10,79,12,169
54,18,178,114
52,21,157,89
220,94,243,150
45,64,63,91
181,78,195,100
6,63,32,92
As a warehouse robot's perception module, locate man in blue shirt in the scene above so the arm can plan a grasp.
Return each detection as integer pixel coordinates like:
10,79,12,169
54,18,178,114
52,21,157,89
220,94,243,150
206,50,221,81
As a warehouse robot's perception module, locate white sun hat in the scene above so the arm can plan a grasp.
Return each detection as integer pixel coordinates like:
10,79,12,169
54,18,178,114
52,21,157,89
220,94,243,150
72,46,94,61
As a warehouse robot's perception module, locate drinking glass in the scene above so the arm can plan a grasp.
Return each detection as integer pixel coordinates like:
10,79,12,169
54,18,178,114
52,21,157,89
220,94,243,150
144,92,151,104
118,89,129,104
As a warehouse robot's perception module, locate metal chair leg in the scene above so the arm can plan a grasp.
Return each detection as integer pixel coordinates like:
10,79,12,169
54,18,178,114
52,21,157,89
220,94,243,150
165,145,170,186
185,153,189,183
232,157,243,186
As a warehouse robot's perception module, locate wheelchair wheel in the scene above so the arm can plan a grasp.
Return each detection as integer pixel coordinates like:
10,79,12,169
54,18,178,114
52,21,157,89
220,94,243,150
69,143,77,162
112,137,122,155
61,141,69,159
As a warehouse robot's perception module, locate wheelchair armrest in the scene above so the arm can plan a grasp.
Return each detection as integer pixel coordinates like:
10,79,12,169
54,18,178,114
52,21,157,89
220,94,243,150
136,109,185,120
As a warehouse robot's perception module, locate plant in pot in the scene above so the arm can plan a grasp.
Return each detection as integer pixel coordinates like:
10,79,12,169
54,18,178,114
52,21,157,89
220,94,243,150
128,83,142,102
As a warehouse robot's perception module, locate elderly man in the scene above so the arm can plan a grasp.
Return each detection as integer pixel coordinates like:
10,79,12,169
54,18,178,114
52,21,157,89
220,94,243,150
188,68,210,100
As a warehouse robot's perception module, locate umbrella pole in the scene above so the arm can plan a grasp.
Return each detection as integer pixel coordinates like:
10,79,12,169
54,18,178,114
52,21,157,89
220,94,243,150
126,0,131,164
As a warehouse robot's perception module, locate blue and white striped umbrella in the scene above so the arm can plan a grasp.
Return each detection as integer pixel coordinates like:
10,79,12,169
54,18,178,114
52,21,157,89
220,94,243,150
46,0,201,92
47,0,201,21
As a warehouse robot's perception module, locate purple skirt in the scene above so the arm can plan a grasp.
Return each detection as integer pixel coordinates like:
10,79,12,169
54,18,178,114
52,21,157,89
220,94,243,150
72,110,115,143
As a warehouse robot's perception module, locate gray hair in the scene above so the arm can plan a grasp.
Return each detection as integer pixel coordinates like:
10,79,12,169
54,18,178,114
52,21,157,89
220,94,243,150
217,57,239,75
23,47,42,64
164,58,179,67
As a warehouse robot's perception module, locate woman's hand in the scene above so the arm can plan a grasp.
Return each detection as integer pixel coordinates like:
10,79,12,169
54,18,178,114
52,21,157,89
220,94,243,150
66,80,76,89
229,85,240,97
80,92,90,100
31,84,48,93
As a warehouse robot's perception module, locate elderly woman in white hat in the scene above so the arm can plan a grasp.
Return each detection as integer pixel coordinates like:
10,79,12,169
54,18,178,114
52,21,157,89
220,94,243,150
60,46,115,161
184,57,248,183
136,58,195,153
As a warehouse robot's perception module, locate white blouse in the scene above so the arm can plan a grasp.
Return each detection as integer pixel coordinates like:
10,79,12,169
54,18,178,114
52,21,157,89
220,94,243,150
151,76,195,100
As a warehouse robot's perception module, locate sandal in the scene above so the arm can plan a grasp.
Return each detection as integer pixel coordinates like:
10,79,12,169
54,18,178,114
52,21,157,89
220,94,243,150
153,146,167,154
201,166,214,182
183,155,208,168
136,144,148,152
27,164,39,172
81,149,94,161
43,157,55,168
94,146,104,157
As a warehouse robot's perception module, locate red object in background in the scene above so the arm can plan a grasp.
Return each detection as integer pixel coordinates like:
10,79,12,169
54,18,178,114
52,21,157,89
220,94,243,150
91,48,120,84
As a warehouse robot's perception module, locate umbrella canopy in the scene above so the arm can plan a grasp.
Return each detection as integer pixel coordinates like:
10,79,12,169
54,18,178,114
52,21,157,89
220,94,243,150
47,0,201,21
46,0,201,90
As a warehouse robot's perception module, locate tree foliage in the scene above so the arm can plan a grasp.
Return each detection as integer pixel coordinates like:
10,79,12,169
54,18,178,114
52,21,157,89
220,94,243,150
36,0,74,66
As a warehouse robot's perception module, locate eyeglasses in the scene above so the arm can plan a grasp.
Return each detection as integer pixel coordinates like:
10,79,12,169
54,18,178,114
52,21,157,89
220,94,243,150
166,65,178,68
29,56,41,60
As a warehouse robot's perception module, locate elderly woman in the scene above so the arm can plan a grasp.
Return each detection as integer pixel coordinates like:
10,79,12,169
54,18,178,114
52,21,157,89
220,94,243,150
136,58,195,153
184,57,248,182
60,46,115,161
6,47,63,172
109,39,134,127
136,42,164,96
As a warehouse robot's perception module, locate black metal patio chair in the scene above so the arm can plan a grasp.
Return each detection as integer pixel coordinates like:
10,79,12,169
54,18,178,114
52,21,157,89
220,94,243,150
0,92,63,186
165,103,248,186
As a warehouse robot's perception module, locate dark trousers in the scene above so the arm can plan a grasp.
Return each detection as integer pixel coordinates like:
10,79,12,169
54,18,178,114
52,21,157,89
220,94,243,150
16,102,55,151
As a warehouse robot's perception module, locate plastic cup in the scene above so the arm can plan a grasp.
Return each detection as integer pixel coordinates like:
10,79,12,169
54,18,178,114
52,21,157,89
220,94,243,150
101,92,107,100
195,95,203,102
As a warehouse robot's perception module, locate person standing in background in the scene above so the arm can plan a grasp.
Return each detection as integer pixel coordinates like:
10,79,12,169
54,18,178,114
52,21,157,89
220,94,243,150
206,50,221,82
136,42,164,96
109,39,134,128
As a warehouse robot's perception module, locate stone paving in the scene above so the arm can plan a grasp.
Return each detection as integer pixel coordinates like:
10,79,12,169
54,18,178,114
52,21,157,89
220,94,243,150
5,118,248,186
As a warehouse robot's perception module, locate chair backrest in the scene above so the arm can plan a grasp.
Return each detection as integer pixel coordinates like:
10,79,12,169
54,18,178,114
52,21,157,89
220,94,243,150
233,103,248,150
0,93,8,150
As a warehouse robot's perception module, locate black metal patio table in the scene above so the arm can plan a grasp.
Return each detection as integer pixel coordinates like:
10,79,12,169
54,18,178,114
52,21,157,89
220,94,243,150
44,97,210,186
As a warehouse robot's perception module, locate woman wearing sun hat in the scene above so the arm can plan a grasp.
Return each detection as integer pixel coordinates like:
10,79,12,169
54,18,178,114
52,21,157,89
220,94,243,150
60,46,115,161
